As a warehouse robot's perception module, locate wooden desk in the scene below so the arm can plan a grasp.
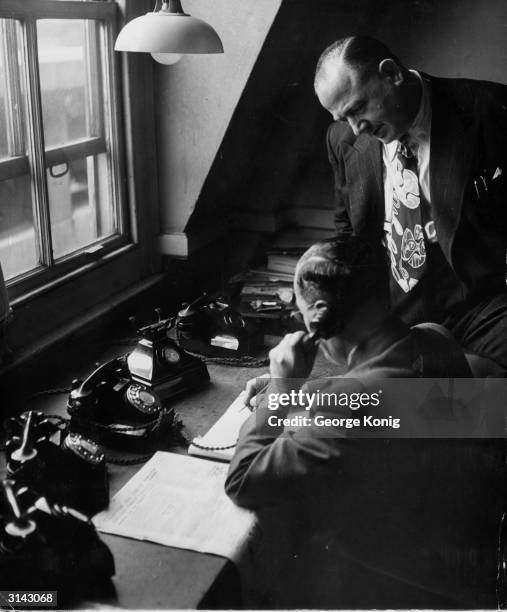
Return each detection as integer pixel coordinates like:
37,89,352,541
1,355,267,610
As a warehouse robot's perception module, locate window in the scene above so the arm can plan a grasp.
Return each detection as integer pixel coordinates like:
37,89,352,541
0,0,126,297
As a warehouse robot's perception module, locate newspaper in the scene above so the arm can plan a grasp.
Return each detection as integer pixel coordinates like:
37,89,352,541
93,452,256,562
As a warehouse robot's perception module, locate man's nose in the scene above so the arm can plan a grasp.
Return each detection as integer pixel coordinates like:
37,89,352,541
348,118,367,136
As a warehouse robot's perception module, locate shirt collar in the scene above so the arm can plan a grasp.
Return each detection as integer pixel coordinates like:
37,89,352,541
386,70,431,162
347,315,410,370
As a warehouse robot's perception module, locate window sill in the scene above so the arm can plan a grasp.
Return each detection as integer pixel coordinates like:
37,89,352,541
0,271,164,380
11,242,139,308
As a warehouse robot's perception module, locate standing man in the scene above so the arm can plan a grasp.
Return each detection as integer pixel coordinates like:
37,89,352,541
314,36,507,374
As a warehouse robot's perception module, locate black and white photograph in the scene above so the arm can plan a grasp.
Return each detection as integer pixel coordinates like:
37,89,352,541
0,0,507,609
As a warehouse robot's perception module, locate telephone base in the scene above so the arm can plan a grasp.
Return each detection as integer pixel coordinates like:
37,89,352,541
69,409,176,454
179,333,263,358
131,358,210,402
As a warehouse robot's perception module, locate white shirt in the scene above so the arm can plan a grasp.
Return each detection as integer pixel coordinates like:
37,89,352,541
382,71,432,228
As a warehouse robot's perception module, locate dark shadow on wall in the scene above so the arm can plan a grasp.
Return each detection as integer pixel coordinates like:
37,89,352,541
185,0,388,235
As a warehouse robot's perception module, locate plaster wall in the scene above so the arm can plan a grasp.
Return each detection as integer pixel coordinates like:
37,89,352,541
155,0,281,249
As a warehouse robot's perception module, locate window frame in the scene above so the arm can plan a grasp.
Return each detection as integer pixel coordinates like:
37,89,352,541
0,0,161,355
0,0,129,298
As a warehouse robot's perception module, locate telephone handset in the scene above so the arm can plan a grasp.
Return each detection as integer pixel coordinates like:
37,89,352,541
5,410,108,517
69,357,164,419
67,355,175,453
0,480,114,601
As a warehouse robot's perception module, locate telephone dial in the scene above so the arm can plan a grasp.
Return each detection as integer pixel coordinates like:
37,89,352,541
0,479,114,601
5,410,108,516
176,294,263,357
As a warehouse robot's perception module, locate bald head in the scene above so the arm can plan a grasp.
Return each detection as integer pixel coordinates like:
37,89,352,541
314,36,402,92
314,36,417,144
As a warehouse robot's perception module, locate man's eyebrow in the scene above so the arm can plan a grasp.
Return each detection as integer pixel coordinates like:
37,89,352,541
334,100,364,122
344,100,364,115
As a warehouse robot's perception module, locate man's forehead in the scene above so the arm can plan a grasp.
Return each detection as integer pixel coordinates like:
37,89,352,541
316,60,357,111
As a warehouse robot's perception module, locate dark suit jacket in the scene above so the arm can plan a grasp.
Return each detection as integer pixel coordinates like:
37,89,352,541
327,75,507,295
225,318,471,509
225,320,503,607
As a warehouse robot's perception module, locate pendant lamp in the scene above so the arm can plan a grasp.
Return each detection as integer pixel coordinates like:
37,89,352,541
114,0,224,65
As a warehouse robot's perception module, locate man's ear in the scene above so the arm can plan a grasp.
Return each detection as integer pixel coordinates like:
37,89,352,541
311,300,342,338
313,300,331,318
378,58,404,86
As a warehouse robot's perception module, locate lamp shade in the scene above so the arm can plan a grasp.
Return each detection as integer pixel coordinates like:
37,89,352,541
114,11,224,55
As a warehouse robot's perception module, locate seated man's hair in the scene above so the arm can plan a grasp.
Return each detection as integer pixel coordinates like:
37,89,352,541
315,36,403,88
295,236,388,324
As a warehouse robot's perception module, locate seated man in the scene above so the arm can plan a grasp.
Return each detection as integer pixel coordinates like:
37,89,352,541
225,237,503,608
226,236,471,508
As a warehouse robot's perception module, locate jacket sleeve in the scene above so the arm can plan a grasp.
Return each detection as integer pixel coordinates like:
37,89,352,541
479,81,507,232
224,381,356,509
326,124,353,237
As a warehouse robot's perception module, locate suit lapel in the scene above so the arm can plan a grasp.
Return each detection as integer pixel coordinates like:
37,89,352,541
429,79,478,265
342,134,384,234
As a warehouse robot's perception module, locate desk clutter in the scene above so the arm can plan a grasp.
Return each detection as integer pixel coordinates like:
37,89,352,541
229,238,312,335
0,306,264,605
0,410,115,603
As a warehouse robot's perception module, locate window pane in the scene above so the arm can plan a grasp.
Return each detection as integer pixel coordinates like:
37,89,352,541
47,153,116,259
38,17,119,260
0,175,38,279
37,19,102,147
0,19,26,158
0,30,9,159
0,19,38,280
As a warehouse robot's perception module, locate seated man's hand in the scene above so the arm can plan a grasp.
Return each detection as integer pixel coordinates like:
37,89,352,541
269,331,318,379
243,373,270,409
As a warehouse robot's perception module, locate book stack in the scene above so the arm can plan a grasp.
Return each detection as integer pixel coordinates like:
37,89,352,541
266,248,302,275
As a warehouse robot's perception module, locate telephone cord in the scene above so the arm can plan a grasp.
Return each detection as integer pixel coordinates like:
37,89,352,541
26,387,72,400
103,452,155,465
185,351,269,368
177,425,237,453
189,439,237,452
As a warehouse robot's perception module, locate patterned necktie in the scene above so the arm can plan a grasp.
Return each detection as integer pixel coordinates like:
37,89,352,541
387,137,427,293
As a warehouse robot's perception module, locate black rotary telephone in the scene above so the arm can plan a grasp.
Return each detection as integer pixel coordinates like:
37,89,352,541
176,294,263,357
0,480,114,602
126,308,209,401
67,355,176,453
4,410,108,517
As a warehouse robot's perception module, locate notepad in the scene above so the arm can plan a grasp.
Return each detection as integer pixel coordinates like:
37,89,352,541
187,391,251,462
93,451,256,562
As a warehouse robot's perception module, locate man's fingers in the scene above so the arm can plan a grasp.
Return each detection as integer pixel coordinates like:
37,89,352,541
283,331,307,347
244,374,270,407
243,378,257,405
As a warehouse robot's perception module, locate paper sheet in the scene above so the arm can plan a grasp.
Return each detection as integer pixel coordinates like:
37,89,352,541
93,452,256,562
